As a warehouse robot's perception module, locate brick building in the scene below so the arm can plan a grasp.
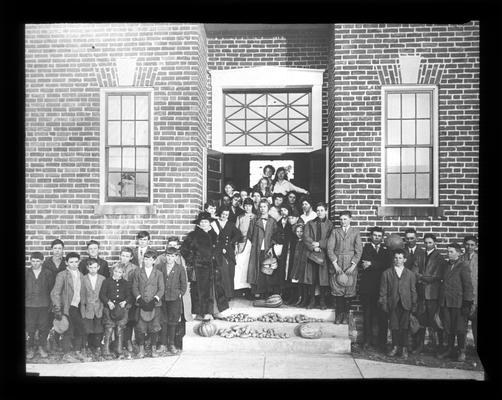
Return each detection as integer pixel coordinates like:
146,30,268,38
25,23,479,312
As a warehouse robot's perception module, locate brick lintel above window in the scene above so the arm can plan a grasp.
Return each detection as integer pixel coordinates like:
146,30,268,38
377,206,444,218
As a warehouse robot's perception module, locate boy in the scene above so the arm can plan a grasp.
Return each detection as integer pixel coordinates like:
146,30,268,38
411,233,447,354
26,251,55,359
132,231,154,268
50,252,91,362
42,239,66,276
78,240,110,278
99,264,133,357
403,228,426,271
80,258,106,355
358,227,392,351
437,242,474,362
131,249,165,358
461,235,478,351
379,249,417,359
157,247,187,355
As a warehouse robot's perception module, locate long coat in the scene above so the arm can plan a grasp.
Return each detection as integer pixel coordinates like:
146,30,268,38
379,267,417,312
438,259,474,308
131,267,165,306
157,261,188,301
180,227,218,269
358,243,393,300
213,220,242,297
50,268,84,316
403,246,426,271
290,239,309,282
327,226,363,297
413,249,447,301
302,217,333,286
274,217,292,285
246,215,278,286
26,267,55,308
461,252,478,306
80,274,105,319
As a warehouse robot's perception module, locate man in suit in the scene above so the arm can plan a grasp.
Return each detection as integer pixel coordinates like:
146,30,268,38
358,227,393,351
461,235,478,351
379,249,417,359
403,228,426,271
438,242,474,362
132,231,154,268
78,240,110,278
411,233,447,354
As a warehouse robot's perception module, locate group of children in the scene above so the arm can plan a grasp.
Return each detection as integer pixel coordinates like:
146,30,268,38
26,234,188,362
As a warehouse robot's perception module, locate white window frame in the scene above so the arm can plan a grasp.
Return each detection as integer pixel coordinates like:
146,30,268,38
99,87,155,206
211,66,324,154
381,84,439,207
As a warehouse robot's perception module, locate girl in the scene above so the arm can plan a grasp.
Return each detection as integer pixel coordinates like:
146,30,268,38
289,223,309,306
271,167,309,196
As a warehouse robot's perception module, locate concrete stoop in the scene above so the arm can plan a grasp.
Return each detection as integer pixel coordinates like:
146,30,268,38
186,298,351,354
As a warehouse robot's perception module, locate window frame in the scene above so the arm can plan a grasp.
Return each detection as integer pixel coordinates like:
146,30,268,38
99,87,154,205
211,66,324,154
380,84,439,207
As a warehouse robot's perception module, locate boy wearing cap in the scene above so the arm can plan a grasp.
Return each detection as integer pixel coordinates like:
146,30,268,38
78,240,110,278
131,249,165,358
26,251,55,359
157,246,187,355
99,264,133,357
50,252,91,362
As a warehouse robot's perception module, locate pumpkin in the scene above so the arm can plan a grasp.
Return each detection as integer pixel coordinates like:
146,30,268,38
298,323,322,339
197,321,217,337
385,233,404,251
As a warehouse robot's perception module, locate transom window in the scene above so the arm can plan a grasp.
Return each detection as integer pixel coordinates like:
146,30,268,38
382,86,438,205
224,90,311,147
105,92,151,202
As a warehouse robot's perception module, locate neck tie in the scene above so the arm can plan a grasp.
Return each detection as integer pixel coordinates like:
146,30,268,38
375,244,380,253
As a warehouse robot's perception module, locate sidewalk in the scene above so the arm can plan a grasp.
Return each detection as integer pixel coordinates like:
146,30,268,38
26,351,485,380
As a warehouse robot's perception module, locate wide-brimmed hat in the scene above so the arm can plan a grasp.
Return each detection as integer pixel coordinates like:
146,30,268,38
336,272,354,287
110,305,127,321
191,211,215,225
53,315,69,334
140,308,156,322
165,246,179,255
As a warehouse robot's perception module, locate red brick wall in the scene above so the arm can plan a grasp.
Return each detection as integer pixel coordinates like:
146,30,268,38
206,28,330,148
25,23,208,263
328,22,479,311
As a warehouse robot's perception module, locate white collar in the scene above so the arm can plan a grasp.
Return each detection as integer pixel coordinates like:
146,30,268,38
426,248,435,255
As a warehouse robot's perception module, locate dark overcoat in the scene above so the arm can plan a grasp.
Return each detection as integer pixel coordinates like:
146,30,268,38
78,257,110,278
403,246,426,271
358,243,393,299
378,267,417,312
413,249,447,301
275,218,292,285
438,259,473,308
290,239,309,282
246,215,278,286
26,267,55,308
132,246,156,268
302,217,333,286
131,267,165,305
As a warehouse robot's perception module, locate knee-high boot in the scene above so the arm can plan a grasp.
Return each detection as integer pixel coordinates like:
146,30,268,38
103,327,113,357
334,297,343,324
319,287,327,310
298,285,309,308
438,334,455,359
412,328,425,354
457,333,467,361
306,285,316,309
116,327,123,355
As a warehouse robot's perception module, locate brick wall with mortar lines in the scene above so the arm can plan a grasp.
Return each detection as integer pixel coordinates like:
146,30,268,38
25,23,208,264
206,29,330,149
328,23,479,312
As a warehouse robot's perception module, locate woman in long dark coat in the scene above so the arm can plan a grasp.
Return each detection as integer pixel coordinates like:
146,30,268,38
246,199,279,299
302,202,333,309
180,212,228,320
211,206,242,302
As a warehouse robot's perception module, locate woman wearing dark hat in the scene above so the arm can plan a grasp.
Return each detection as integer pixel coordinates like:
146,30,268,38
234,198,256,294
180,211,229,320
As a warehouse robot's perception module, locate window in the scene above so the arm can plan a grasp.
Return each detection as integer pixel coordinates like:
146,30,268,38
99,88,154,208
381,85,438,206
224,90,311,147
211,66,324,154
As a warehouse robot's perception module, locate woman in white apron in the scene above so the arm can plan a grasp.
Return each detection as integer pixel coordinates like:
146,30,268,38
234,198,256,295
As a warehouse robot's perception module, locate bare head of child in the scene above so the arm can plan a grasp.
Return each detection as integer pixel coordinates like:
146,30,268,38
65,252,80,270
120,247,134,265
86,258,99,276
143,249,157,268
112,264,125,280
136,231,150,249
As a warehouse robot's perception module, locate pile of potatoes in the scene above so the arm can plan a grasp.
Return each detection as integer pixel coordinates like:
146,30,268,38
217,325,290,339
221,313,256,322
257,313,325,323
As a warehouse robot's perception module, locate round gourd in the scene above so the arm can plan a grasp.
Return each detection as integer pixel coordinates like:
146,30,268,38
385,233,404,251
298,323,322,339
197,321,217,337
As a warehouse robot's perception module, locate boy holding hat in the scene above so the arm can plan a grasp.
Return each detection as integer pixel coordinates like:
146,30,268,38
99,264,133,357
157,246,187,355
26,251,55,359
131,249,165,358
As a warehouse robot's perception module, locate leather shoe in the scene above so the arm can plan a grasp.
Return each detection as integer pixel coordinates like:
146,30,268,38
387,346,399,357
437,347,452,359
168,345,179,355
342,313,348,324
457,350,466,362
401,347,409,359
38,346,48,358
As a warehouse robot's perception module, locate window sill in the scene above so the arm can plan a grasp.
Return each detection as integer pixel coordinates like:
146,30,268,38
94,204,157,216
377,206,444,218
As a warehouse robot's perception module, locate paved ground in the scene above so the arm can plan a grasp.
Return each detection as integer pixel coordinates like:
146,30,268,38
26,351,485,380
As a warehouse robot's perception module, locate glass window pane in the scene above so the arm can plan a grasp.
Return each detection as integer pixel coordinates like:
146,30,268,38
416,148,430,172
291,105,309,118
387,174,400,199
136,148,149,171
248,107,267,119
107,121,121,145
108,148,121,171
122,96,135,120
402,93,416,119
136,121,149,145
245,93,261,105
108,173,122,198
401,148,415,173
270,108,288,119
290,133,310,145
416,119,431,145
416,174,430,198
249,94,266,106
136,96,149,120
402,174,416,199
416,93,431,118
227,134,245,146
247,119,266,133
247,134,267,146
122,121,135,145
402,120,415,145
290,93,309,105
226,120,245,132
122,147,135,171
225,107,245,119
387,93,401,118
269,93,287,105
290,120,308,132
387,120,401,145
226,93,245,105
108,96,121,120
386,148,400,173
136,173,149,198
121,173,135,197
268,133,288,145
